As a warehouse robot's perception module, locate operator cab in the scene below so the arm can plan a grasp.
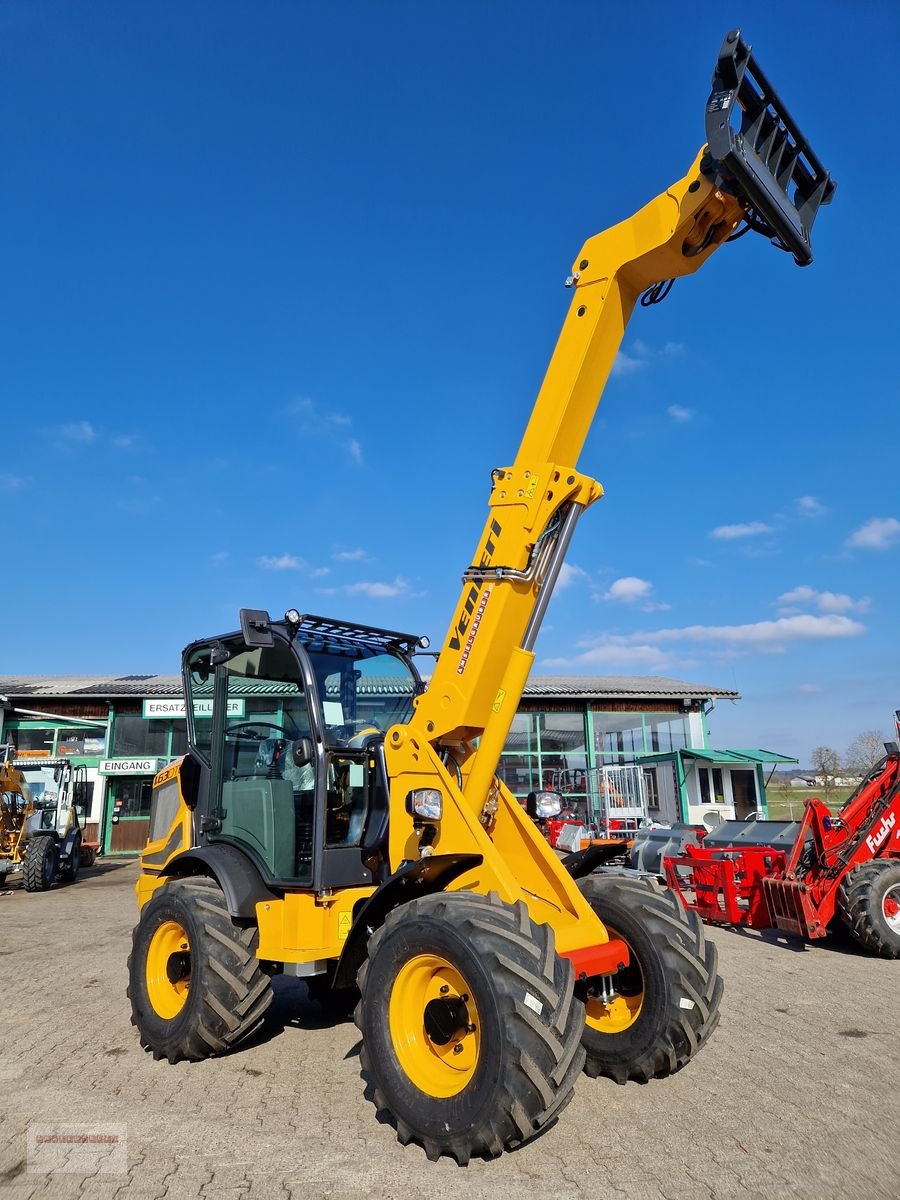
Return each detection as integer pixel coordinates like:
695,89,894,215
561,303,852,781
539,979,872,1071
182,610,426,892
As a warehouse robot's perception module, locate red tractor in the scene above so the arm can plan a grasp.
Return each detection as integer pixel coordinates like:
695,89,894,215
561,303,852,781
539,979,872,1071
664,714,900,958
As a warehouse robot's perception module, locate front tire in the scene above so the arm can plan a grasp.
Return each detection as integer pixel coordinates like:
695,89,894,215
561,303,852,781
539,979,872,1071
23,836,58,892
577,874,722,1083
837,860,900,959
356,891,585,1164
127,876,273,1062
60,833,82,884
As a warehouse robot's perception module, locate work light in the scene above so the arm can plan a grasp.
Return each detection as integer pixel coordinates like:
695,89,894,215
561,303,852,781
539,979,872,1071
406,788,443,821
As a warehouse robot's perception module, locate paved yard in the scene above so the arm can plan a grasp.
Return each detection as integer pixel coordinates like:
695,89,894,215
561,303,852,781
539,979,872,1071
0,859,897,1200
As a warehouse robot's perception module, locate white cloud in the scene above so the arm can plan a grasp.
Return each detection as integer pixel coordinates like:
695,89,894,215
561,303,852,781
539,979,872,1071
333,548,368,562
602,577,652,604
0,473,28,491
309,566,331,578
798,683,823,694
344,577,411,599
258,553,304,570
598,576,670,612
667,404,693,423
710,521,773,541
610,339,684,380
610,351,646,378
209,551,229,564
847,517,900,551
543,643,672,671
620,613,865,650
556,563,588,590
776,585,870,615
113,434,137,450
286,396,364,465
796,495,826,518
56,420,96,444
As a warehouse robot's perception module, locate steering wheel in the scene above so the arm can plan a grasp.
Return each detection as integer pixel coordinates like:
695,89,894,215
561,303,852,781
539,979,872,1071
225,721,287,742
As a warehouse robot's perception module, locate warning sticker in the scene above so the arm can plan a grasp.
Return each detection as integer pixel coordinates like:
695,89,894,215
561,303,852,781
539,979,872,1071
338,912,352,940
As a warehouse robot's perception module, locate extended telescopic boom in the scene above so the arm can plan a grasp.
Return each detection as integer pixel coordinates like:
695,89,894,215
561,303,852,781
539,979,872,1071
385,29,834,919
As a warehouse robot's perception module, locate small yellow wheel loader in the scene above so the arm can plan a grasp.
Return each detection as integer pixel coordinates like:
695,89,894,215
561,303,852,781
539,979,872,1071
129,30,833,1163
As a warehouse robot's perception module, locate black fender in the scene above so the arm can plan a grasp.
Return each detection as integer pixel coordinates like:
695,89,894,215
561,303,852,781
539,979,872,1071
160,844,279,920
560,840,630,880
332,853,483,990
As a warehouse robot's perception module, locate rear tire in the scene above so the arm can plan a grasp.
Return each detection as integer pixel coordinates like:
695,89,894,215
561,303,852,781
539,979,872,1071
127,876,273,1062
356,891,585,1164
837,860,900,959
577,873,723,1083
23,837,58,892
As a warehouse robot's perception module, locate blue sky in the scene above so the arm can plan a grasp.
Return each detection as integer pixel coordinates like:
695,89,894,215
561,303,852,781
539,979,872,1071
2,2,898,766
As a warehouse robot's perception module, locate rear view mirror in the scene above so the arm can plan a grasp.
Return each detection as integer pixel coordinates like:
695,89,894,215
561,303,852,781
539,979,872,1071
292,738,314,768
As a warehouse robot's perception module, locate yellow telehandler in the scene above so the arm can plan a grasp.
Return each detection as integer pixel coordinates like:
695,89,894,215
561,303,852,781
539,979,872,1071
129,30,833,1163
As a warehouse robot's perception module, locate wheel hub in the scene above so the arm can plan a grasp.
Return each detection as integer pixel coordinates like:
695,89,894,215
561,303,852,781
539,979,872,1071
389,954,481,1098
582,928,644,1034
146,920,192,1019
423,995,471,1046
883,885,900,933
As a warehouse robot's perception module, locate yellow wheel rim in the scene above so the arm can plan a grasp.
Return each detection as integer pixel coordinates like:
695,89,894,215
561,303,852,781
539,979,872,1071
388,954,480,1098
145,919,191,1019
584,928,644,1034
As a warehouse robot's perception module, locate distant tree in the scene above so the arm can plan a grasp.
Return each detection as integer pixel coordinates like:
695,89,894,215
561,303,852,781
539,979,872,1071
810,746,842,802
844,730,888,777
777,774,797,820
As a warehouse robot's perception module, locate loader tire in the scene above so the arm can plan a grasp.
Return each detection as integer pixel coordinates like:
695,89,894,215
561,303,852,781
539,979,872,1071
355,890,585,1164
23,836,58,892
577,874,722,1083
837,860,900,959
127,876,273,1063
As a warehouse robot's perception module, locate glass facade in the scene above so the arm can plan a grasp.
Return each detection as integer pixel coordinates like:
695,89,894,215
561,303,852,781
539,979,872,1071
499,708,696,807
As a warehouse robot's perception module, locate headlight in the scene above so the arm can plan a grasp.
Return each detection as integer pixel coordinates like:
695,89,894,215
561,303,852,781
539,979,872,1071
406,788,443,821
534,791,562,818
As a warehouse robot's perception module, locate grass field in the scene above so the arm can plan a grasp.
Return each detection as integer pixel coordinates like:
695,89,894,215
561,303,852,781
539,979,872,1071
764,787,854,820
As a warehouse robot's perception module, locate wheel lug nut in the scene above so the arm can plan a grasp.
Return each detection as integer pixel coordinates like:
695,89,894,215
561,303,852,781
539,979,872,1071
453,1043,463,1054
439,984,449,994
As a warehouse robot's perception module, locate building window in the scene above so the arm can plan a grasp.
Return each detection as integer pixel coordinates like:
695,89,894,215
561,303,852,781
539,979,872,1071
56,728,107,756
645,713,690,753
499,710,589,810
9,727,56,755
594,714,644,762
111,716,170,758
170,722,189,757
643,768,660,810
539,712,588,795
115,779,154,818
698,766,726,805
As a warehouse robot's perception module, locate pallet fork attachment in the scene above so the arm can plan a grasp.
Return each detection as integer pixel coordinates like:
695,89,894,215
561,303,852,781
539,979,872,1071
704,29,835,265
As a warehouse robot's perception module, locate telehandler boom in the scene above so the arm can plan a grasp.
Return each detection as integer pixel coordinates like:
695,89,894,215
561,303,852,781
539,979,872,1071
129,30,833,1164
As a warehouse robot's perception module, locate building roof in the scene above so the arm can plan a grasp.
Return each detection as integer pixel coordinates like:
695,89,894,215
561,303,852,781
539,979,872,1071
637,748,798,766
520,676,739,701
0,673,739,702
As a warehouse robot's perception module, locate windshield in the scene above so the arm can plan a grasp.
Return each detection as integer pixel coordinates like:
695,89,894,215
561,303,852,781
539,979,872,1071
308,649,416,747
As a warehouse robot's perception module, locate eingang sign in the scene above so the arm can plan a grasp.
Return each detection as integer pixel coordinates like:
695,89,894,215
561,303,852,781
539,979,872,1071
99,758,165,776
